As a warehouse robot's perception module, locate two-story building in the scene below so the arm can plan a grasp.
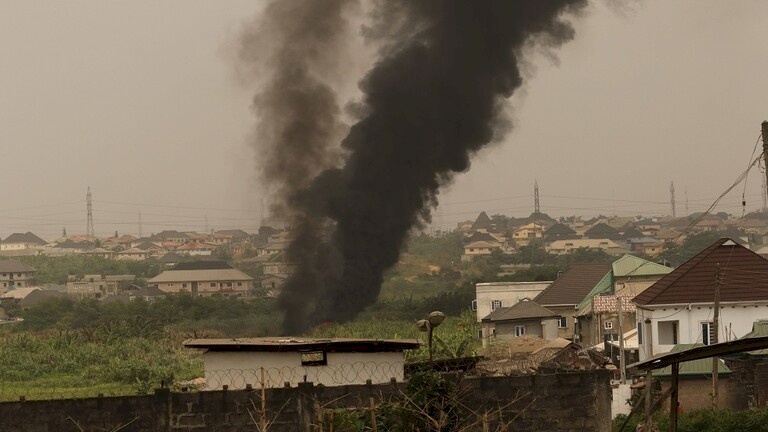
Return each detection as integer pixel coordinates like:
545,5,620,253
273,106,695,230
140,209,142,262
0,260,36,291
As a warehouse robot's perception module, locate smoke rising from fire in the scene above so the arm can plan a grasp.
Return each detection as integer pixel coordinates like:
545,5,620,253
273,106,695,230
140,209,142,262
244,0,587,334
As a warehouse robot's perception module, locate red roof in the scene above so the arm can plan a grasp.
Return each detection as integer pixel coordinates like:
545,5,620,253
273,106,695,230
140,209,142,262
633,238,768,306
533,263,612,306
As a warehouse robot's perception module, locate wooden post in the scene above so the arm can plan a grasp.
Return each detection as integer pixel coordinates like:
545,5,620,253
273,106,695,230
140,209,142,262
369,397,378,432
483,411,489,432
712,264,720,408
670,363,679,432
261,367,267,431
645,369,653,431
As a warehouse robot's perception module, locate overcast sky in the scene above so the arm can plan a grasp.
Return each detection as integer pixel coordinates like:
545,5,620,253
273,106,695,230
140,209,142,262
1,0,767,240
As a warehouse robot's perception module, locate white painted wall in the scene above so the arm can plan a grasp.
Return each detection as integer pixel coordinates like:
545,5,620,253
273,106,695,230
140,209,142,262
201,351,406,389
636,302,768,360
475,281,551,322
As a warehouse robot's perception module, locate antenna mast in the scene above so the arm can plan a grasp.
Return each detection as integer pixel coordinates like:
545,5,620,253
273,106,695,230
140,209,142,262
669,181,676,217
86,187,95,242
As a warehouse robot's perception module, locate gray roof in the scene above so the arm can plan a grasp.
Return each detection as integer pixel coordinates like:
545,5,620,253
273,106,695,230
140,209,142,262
482,300,558,322
2,232,47,245
148,268,253,283
0,259,36,273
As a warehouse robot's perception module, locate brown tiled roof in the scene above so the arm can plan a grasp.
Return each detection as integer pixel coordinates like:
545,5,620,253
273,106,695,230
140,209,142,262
633,238,768,306
481,300,557,322
533,263,612,306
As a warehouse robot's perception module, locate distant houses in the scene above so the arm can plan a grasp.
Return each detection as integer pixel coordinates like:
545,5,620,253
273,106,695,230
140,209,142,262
147,261,254,297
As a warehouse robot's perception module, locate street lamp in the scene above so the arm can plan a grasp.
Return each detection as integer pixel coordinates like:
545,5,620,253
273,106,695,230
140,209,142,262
417,310,445,364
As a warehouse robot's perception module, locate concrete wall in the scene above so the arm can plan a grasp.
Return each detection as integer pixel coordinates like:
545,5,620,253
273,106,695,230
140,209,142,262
658,375,741,411
0,370,612,432
202,351,406,389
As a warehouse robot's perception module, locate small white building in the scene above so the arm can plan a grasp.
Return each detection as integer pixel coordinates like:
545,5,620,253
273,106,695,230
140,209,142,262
183,337,420,389
634,238,768,361
474,281,552,323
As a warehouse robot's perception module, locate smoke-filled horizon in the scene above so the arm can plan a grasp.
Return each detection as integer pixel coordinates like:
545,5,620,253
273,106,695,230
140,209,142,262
245,0,588,334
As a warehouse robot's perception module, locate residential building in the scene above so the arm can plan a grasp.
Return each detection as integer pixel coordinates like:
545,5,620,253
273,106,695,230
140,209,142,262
0,260,36,291
66,274,136,299
175,241,218,256
575,255,674,346
461,240,501,261
480,299,560,348
543,223,579,243
147,261,253,297
511,223,544,247
182,337,420,389
0,232,47,252
633,238,768,361
474,281,551,323
533,263,613,339
545,239,621,255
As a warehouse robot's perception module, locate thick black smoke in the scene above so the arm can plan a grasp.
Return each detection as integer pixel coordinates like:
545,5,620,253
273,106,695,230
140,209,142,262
253,0,588,334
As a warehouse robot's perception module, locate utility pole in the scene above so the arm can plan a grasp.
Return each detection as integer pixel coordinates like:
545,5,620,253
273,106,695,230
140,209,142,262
712,263,721,408
762,121,768,211
138,210,143,239
617,295,626,384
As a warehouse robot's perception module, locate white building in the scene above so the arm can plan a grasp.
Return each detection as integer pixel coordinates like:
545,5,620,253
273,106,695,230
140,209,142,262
474,281,552,323
633,238,768,360
183,337,420,389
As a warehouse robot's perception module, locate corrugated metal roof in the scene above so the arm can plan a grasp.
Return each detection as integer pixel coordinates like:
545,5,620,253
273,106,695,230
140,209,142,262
633,238,768,306
653,344,732,377
730,320,768,356
575,271,613,312
148,268,253,283
612,254,674,278
534,263,612,306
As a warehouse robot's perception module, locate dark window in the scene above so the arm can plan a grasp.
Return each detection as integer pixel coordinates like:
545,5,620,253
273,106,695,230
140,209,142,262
702,322,714,345
637,322,643,344
210,283,216,287
557,317,567,328
471,300,477,311
515,326,526,336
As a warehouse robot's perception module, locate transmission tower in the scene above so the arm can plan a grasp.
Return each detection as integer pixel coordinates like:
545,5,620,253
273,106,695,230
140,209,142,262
669,181,676,218
534,180,540,215
86,187,95,241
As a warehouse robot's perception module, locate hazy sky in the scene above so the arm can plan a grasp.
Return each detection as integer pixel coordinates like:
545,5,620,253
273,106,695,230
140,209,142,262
1,0,767,240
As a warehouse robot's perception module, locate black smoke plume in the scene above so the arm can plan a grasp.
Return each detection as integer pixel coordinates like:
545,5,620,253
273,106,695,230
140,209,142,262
247,0,588,334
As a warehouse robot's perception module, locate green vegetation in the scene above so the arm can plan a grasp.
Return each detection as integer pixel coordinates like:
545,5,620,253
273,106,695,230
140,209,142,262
613,408,768,432
12,255,162,284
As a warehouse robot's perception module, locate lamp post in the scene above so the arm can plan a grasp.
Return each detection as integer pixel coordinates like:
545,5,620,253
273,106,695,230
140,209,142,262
417,311,445,365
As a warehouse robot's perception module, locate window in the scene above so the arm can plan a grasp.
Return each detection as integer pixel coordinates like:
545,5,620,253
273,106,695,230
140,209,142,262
515,326,526,336
226,282,232,287
237,282,242,287
557,317,567,328
658,320,679,345
182,283,187,288
210,283,216,287
702,322,714,345
491,300,502,310
637,322,643,344
301,351,327,366
471,300,477,311
604,321,613,330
